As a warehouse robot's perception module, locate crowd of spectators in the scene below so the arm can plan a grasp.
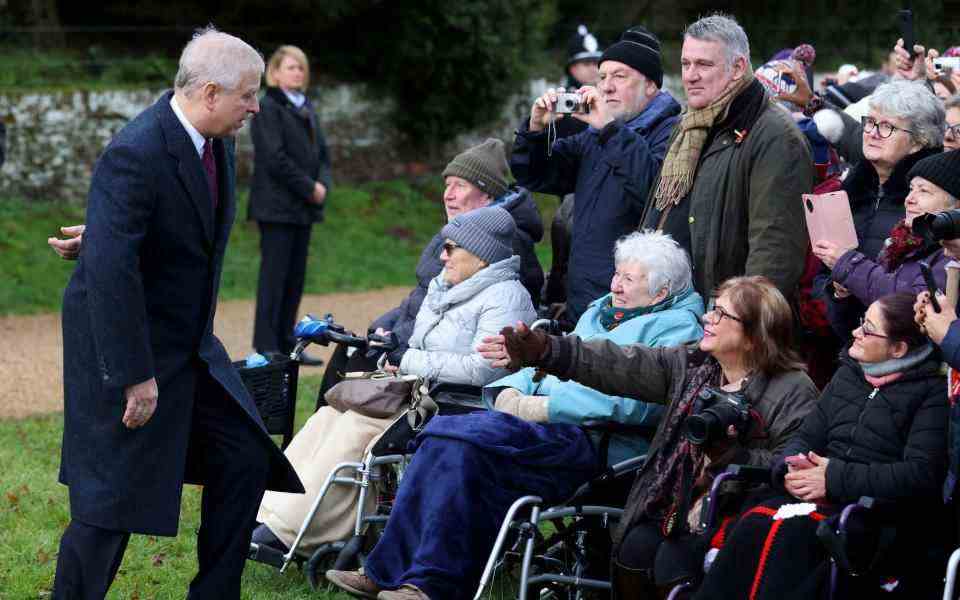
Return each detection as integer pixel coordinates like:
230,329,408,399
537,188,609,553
46,11,960,600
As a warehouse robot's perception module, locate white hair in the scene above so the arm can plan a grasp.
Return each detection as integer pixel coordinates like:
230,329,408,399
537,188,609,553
174,25,264,96
614,230,692,297
868,80,945,148
683,13,751,70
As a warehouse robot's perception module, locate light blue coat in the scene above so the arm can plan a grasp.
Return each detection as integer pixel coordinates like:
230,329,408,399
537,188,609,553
485,288,705,465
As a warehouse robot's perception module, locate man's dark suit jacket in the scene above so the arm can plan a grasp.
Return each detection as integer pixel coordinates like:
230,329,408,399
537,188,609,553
60,90,303,537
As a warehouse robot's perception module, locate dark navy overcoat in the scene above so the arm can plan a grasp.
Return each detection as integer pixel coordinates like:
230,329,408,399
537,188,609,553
60,91,303,536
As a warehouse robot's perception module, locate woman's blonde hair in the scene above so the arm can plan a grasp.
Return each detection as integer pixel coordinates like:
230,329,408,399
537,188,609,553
714,276,806,375
265,45,309,89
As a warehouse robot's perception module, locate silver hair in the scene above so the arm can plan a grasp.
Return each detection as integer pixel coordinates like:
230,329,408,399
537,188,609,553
174,25,265,96
614,230,692,298
868,80,945,148
683,13,751,70
946,94,960,111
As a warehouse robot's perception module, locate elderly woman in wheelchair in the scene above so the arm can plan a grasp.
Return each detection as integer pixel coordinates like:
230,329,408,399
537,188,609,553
324,231,705,599
484,275,820,599
252,206,536,559
694,292,949,600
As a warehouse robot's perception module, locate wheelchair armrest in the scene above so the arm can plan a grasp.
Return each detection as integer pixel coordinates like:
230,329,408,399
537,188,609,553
428,382,483,397
723,464,773,484
698,464,772,531
818,497,898,577
580,420,658,467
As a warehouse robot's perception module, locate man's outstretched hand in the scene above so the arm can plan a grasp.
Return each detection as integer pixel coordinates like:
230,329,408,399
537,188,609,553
478,321,550,371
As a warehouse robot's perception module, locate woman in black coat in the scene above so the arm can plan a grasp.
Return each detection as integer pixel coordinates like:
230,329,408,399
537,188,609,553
249,45,332,361
695,292,949,600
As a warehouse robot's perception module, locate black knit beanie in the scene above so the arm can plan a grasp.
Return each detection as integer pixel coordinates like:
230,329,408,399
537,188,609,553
907,150,960,200
599,26,663,88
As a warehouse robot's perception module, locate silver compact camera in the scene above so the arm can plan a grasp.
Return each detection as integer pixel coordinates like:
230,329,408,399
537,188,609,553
554,92,589,114
934,56,960,73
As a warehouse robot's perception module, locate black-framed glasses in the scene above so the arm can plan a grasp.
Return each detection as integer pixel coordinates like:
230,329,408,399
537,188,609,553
946,123,960,138
857,317,889,339
441,241,461,255
708,305,744,325
861,115,914,139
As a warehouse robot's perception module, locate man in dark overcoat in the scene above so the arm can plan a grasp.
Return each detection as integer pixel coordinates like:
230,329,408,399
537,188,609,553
53,27,303,599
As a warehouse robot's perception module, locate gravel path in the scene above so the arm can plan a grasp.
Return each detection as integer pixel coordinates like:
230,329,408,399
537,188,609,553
0,287,410,420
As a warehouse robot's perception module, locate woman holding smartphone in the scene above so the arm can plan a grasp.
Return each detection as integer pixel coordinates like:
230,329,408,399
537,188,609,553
696,292,948,599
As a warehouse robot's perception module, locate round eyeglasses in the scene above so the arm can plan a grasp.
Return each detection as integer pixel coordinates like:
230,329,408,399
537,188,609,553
861,116,914,139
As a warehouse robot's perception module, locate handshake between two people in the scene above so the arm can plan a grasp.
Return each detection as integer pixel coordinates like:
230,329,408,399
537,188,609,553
477,321,552,371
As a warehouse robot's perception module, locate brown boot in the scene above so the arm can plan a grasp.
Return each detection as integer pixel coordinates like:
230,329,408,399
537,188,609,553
377,584,431,600
326,569,382,599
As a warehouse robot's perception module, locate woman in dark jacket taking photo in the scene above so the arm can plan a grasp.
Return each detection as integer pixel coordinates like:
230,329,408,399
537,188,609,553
697,292,948,600
249,45,332,362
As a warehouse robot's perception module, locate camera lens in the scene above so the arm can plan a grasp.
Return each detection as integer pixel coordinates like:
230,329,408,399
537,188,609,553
563,99,576,109
914,209,960,243
684,413,719,445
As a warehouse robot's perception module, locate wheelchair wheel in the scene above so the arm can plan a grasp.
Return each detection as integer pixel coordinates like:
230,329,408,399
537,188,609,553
304,541,347,590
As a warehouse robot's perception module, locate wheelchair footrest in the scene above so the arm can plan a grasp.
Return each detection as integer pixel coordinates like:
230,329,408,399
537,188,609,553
248,542,287,568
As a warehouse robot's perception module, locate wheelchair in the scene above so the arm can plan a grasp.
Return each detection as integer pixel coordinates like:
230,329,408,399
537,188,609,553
665,464,952,600
247,314,487,588
472,452,645,600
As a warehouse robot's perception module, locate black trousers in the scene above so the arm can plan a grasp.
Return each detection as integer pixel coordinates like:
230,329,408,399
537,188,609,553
253,221,313,354
52,375,270,600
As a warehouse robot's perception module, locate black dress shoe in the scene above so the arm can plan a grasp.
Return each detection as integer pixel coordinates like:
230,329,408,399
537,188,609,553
251,523,290,554
298,350,325,367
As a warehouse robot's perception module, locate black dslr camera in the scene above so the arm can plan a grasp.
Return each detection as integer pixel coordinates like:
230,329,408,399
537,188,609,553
683,387,752,445
912,209,960,244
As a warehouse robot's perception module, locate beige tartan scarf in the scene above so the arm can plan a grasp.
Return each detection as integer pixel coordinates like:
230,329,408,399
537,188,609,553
654,72,755,211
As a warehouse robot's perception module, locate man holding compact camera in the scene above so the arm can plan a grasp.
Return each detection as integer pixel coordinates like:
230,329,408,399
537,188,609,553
511,26,681,326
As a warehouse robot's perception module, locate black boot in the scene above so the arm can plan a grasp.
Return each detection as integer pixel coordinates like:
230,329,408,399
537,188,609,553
251,523,289,554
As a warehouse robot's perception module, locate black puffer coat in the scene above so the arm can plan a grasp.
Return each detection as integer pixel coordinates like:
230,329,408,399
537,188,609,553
776,351,947,505
842,147,940,262
369,186,544,345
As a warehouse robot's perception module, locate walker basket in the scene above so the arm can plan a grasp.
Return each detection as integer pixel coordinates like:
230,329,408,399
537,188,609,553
234,357,299,449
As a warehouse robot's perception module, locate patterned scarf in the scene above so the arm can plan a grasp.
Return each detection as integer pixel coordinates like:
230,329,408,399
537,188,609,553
879,220,926,271
654,72,756,211
598,297,653,331
633,359,723,536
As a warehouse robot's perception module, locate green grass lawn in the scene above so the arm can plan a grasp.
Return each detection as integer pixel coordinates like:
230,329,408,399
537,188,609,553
0,179,558,316
0,373,355,599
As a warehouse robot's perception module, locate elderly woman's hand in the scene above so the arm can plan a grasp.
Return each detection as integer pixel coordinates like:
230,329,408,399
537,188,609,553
494,388,549,422
915,291,957,345
479,321,550,371
784,451,829,502
812,240,853,270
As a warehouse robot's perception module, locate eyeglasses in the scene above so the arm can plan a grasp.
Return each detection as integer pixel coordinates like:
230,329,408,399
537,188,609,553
856,317,889,339
861,116,915,139
946,123,960,139
708,305,744,325
441,241,461,255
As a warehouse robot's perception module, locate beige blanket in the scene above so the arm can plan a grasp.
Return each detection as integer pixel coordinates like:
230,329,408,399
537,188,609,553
257,406,397,554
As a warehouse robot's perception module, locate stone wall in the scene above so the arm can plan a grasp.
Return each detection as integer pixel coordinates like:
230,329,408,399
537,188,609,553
0,76,686,203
